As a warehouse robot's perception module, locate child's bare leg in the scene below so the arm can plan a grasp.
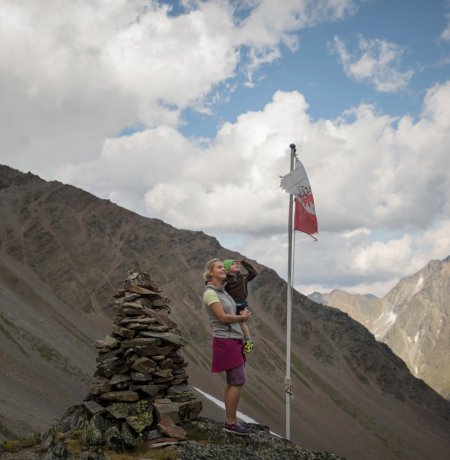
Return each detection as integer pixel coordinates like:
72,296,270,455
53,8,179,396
240,321,250,340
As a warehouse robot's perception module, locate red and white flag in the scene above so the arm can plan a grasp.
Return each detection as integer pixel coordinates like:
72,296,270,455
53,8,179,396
280,158,318,236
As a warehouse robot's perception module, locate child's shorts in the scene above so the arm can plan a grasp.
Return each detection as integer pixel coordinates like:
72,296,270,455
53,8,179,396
235,300,249,315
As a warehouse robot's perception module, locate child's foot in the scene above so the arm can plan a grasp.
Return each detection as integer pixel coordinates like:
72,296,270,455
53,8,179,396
243,338,254,354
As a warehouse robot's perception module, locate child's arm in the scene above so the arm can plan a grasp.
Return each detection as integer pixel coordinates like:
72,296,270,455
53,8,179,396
240,259,257,282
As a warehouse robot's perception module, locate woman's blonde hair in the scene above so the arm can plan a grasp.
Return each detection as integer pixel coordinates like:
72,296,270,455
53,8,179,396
203,258,222,282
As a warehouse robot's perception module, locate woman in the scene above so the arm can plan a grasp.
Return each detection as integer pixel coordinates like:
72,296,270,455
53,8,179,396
203,258,253,435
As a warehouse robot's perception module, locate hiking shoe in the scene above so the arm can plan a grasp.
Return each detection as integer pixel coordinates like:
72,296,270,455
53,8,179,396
239,421,252,428
243,339,254,354
224,422,251,435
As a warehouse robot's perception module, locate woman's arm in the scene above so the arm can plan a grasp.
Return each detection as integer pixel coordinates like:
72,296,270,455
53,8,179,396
209,302,252,324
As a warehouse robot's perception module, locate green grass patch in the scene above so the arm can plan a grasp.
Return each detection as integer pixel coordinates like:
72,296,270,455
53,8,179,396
1,434,40,452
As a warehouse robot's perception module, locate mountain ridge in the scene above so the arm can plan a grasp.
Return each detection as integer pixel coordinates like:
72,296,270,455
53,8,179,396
314,257,450,399
0,164,449,460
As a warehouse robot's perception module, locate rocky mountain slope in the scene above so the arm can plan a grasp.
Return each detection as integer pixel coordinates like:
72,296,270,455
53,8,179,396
311,290,382,332
316,258,450,399
0,164,450,460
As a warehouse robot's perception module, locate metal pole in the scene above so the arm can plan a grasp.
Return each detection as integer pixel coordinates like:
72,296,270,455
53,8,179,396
285,143,296,440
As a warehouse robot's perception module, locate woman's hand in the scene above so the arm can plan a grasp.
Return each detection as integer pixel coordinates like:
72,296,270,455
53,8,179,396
209,302,252,324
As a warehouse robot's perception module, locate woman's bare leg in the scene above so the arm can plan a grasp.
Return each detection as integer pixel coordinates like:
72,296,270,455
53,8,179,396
224,383,243,424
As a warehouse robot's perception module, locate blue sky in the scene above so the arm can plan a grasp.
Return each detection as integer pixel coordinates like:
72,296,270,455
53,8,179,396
1,0,449,296
178,0,450,138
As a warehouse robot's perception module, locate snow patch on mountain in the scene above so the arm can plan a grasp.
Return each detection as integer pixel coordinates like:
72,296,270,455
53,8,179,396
412,275,424,295
374,309,397,339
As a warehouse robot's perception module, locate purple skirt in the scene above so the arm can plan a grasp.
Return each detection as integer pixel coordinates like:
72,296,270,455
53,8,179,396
211,337,245,373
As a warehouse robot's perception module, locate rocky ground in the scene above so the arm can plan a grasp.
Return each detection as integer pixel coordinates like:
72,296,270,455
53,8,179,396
0,418,344,460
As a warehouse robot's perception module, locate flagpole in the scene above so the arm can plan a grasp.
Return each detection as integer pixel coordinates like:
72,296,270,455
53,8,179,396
285,143,296,440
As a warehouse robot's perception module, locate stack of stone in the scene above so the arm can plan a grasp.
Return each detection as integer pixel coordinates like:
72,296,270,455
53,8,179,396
41,271,202,457
89,271,201,430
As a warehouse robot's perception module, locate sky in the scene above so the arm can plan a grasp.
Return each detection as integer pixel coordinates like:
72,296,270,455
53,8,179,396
1,0,450,297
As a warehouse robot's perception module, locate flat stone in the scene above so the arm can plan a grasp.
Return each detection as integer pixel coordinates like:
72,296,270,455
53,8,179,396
134,345,171,357
157,419,187,440
96,354,122,365
122,301,144,308
127,284,159,295
178,399,202,422
148,438,183,448
115,382,129,390
97,348,123,359
110,374,131,385
141,296,171,308
129,384,162,397
170,372,188,380
173,362,188,371
89,377,111,395
169,394,195,402
95,335,119,349
144,429,162,441
82,400,106,415
95,359,128,378
131,357,157,374
170,378,187,386
121,308,146,316
131,371,152,382
153,376,175,384
154,400,202,423
106,399,152,419
153,369,173,379
121,338,160,348
153,398,172,404
123,293,142,302
112,325,135,338
118,315,147,325
152,312,178,329
127,323,157,331
153,402,182,423
173,367,188,375
100,391,139,402
138,331,187,348
159,358,173,370
144,324,169,332
125,353,138,365
167,384,191,395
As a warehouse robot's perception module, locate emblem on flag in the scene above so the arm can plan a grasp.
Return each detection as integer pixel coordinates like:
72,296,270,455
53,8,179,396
280,158,318,236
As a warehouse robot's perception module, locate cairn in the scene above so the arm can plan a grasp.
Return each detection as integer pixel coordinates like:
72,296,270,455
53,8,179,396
41,271,202,458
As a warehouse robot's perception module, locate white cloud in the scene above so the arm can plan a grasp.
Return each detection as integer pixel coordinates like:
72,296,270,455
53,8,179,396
56,81,450,298
331,35,414,92
235,0,358,83
0,0,358,174
441,13,450,42
1,1,448,297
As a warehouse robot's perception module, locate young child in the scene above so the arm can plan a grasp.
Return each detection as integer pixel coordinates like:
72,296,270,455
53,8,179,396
224,258,257,354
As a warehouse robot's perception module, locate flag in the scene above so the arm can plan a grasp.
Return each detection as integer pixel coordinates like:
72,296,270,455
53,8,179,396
280,158,318,235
